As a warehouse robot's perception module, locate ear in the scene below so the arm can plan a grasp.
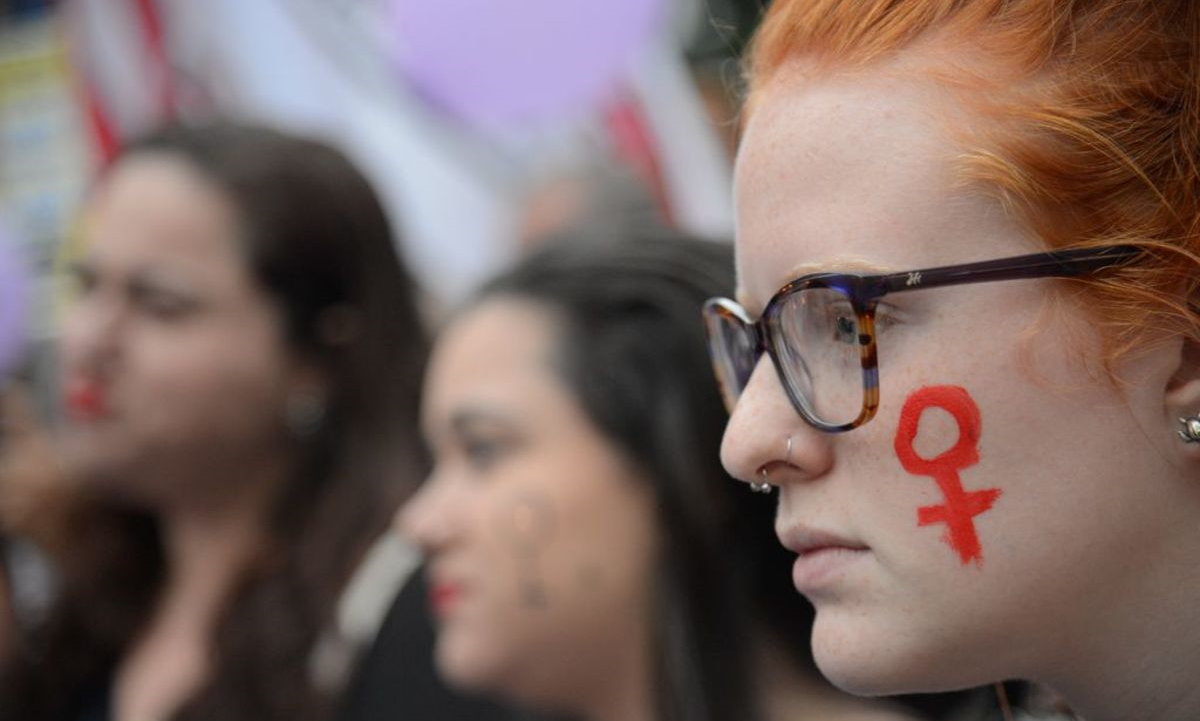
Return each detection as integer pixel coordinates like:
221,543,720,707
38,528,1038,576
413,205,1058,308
282,356,331,438
1163,335,1200,455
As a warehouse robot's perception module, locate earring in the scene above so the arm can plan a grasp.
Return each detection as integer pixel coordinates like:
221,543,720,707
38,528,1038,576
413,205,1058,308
1178,414,1200,443
285,390,326,438
750,467,773,493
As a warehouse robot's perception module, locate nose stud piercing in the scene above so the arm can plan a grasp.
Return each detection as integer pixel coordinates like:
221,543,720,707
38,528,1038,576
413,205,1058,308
750,467,773,493
1178,414,1200,443
785,435,794,465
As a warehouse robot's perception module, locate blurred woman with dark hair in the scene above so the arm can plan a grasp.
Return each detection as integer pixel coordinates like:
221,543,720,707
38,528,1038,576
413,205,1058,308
0,122,428,721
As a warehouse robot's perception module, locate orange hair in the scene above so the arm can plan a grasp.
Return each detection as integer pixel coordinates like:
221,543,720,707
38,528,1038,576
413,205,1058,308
746,0,1200,365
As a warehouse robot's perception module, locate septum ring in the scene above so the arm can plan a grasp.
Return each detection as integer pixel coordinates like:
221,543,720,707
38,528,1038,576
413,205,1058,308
750,467,773,493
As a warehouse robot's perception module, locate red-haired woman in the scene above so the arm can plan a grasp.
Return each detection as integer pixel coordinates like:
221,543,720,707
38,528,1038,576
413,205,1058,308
708,2,1200,721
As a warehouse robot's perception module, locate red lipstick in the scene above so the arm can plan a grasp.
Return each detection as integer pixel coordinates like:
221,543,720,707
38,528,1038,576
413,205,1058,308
65,378,108,421
429,582,462,616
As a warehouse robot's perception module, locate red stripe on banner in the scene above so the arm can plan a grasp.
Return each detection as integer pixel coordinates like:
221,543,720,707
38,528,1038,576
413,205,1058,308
133,0,175,117
603,93,674,226
82,79,121,166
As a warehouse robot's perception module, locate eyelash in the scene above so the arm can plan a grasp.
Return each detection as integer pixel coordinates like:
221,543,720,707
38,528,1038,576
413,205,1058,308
67,267,197,321
461,436,509,472
133,288,196,320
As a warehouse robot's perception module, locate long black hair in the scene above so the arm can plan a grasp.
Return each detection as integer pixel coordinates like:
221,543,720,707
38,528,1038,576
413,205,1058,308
0,121,429,721
470,232,794,721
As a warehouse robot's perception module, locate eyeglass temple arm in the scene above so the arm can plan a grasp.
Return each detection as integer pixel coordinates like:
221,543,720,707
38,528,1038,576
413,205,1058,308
876,245,1141,295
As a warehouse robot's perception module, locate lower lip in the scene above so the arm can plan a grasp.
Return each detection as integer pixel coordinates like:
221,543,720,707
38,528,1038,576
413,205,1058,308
65,380,108,421
429,584,462,616
791,547,869,593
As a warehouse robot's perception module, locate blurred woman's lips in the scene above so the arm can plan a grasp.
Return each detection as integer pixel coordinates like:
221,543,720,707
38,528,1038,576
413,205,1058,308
65,377,109,421
429,580,464,617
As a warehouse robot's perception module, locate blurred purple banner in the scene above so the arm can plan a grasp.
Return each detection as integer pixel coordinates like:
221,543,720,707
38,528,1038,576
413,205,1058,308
388,0,666,132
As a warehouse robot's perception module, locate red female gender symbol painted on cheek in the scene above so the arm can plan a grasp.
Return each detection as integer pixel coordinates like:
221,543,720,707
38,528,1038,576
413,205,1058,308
893,385,1001,566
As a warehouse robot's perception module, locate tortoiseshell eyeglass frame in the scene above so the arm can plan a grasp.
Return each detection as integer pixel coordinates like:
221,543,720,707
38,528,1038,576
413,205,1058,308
703,244,1142,433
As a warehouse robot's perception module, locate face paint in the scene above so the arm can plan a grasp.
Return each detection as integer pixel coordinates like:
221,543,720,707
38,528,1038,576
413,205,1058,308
498,491,557,607
893,385,1001,565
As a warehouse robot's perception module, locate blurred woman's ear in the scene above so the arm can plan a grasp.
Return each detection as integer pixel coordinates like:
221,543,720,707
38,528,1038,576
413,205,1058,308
281,362,330,441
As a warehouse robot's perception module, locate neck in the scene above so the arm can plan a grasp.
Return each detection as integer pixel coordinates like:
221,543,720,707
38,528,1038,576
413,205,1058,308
755,638,920,721
1039,500,1200,721
585,661,653,721
113,451,289,721
1045,599,1200,721
157,490,270,623
570,610,654,721
157,447,291,608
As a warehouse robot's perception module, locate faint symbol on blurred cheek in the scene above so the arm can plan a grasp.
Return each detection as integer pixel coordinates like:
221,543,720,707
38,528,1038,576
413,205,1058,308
893,385,1001,566
498,491,557,608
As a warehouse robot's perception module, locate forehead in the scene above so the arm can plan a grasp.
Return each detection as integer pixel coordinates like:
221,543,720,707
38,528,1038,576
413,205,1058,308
733,62,1020,314
424,298,568,420
84,154,243,272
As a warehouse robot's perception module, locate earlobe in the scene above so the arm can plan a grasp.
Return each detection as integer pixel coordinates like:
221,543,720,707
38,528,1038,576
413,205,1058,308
284,360,331,439
1163,336,1200,455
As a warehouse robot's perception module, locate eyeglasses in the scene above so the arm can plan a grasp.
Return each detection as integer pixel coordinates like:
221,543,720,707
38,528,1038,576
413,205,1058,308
702,244,1140,432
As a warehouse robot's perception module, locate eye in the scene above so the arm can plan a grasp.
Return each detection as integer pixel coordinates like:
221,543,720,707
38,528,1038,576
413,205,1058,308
821,302,858,345
872,303,902,333
66,264,99,297
462,435,510,472
130,284,198,321
833,313,857,344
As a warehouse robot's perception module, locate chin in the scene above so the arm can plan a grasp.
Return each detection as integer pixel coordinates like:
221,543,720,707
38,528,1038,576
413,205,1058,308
809,608,987,697
434,628,516,697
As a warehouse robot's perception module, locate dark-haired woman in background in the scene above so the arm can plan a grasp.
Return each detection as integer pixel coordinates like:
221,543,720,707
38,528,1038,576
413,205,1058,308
0,122,427,721
401,233,998,721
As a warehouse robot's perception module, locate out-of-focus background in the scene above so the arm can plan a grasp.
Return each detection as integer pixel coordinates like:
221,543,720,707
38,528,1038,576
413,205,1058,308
0,0,765,333
0,5,768,717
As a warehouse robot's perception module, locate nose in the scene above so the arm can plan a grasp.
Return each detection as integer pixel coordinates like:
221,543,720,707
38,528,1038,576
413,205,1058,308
397,471,463,553
720,356,834,489
61,290,126,379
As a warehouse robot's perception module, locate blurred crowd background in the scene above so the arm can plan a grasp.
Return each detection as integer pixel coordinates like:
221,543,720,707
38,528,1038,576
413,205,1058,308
0,2,777,720
0,0,761,321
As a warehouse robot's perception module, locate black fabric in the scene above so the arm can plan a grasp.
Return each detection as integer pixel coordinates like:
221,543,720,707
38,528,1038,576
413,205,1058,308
335,567,521,721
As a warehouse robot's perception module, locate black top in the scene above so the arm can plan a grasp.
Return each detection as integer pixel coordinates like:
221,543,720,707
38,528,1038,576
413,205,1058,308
335,567,524,721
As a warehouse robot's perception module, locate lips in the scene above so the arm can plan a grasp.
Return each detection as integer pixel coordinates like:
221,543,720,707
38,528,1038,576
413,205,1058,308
777,525,869,556
429,580,463,616
777,524,870,593
65,377,109,421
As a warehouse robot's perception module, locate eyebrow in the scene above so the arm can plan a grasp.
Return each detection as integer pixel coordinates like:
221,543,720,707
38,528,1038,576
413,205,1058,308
735,257,899,314
448,406,516,432
67,255,207,292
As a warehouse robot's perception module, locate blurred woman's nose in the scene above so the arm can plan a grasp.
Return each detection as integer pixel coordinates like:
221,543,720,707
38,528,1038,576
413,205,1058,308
61,289,126,376
719,357,833,489
397,473,461,552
